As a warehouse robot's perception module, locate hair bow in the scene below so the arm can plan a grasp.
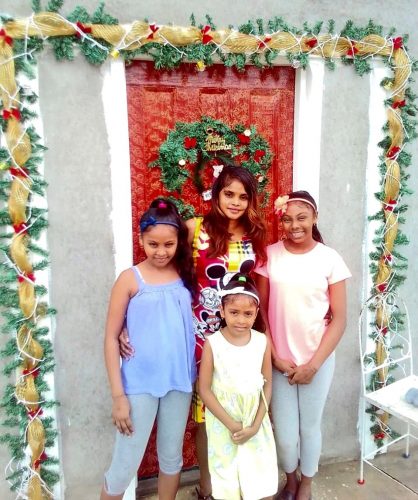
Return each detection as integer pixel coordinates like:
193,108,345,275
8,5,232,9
274,195,289,216
140,216,157,232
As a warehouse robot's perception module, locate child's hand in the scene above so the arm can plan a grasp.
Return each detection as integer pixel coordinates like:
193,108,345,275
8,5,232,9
231,425,258,445
228,420,242,436
274,357,296,377
288,363,317,385
112,395,134,435
119,328,134,359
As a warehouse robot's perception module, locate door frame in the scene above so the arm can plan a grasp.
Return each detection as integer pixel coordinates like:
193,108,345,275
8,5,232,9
101,56,324,498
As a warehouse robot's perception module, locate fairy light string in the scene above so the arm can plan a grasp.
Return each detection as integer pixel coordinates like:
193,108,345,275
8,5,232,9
0,7,417,499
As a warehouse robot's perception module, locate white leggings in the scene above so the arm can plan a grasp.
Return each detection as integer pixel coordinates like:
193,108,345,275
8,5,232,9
271,353,335,478
104,391,191,496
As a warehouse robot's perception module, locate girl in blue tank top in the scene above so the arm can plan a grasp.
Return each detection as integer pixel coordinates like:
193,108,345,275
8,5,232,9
101,199,197,500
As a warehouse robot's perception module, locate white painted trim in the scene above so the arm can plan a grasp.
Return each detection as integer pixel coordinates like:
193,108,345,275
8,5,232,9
101,59,136,500
101,58,133,277
292,58,325,209
358,61,392,458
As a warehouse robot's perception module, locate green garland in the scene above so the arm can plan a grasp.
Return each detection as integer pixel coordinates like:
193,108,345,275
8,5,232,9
0,77,60,493
0,2,417,495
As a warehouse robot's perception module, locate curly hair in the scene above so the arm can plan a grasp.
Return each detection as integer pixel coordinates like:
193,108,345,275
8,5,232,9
141,198,198,298
203,165,267,264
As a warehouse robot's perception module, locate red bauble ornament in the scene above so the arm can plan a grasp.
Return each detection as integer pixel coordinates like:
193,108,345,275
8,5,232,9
254,149,266,162
237,133,250,145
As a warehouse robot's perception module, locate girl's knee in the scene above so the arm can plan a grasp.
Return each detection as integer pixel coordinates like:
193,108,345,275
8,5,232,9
158,452,183,475
103,473,128,497
300,423,321,441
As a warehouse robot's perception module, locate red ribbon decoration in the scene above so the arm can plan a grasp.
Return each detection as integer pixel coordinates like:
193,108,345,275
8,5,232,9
28,408,43,420
147,23,160,40
306,38,317,48
18,272,35,283
0,28,13,46
9,167,29,177
380,327,389,336
75,21,92,38
184,136,197,149
201,25,213,45
257,36,272,50
376,283,387,293
383,254,393,264
384,199,397,212
13,223,27,234
386,146,400,159
392,99,406,109
2,108,21,121
237,133,250,145
392,37,403,50
34,451,48,469
254,149,266,162
346,45,358,56
23,368,40,377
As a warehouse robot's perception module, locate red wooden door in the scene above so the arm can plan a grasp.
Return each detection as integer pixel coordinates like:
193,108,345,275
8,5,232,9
126,61,295,478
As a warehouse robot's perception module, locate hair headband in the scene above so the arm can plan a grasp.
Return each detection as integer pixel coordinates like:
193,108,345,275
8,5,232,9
274,195,317,217
218,287,260,305
139,216,180,232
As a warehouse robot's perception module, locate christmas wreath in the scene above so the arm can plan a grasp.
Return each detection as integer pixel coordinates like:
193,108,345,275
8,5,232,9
151,116,273,213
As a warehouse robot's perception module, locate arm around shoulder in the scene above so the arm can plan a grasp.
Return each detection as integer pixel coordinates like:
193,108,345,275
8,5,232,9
185,217,196,246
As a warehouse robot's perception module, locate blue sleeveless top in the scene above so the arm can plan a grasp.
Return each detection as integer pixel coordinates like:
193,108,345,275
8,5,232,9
121,267,196,397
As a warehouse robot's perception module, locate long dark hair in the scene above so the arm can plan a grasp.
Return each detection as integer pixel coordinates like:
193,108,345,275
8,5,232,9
287,190,324,243
140,198,198,298
203,165,267,263
220,273,265,333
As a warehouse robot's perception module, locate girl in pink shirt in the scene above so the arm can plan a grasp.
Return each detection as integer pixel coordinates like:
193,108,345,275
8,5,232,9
256,191,351,500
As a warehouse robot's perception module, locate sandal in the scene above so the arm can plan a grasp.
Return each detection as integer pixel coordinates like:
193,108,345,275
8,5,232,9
195,486,214,499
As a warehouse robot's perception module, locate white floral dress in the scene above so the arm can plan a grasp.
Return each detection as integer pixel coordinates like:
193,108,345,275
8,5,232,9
206,330,278,500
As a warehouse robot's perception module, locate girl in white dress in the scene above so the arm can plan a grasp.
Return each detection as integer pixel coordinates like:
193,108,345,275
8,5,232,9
199,274,278,500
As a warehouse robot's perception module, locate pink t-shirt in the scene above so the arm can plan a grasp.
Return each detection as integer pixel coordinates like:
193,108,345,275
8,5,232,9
256,241,351,365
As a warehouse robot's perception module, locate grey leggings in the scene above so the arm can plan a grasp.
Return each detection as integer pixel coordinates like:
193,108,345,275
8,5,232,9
271,353,335,478
104,391,191,496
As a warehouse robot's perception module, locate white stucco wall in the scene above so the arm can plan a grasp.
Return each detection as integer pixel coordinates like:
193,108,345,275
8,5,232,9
1,1,417,498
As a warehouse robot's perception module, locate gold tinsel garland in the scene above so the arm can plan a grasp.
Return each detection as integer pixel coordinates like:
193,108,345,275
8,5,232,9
0,11,413,499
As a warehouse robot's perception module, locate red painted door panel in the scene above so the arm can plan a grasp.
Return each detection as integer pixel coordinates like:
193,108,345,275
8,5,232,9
126,61,295,478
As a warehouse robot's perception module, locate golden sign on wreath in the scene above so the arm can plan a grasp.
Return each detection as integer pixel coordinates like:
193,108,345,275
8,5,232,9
204,127,232,152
